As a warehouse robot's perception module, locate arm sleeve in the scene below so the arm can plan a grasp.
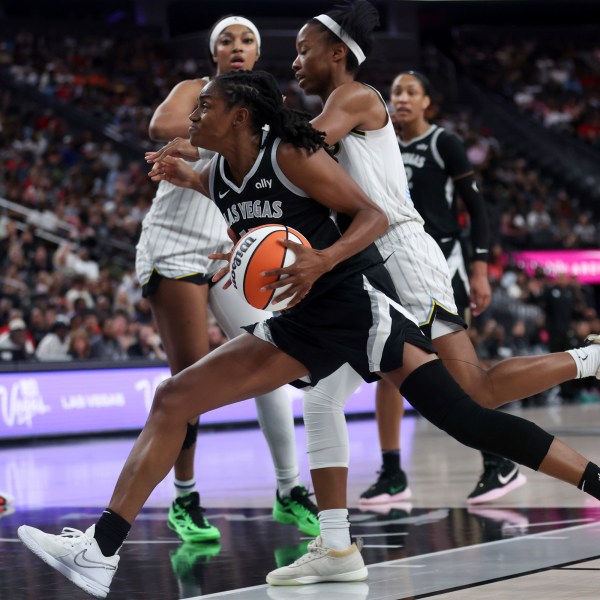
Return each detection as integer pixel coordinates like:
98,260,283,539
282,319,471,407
454,174,490,262
438,131,490,262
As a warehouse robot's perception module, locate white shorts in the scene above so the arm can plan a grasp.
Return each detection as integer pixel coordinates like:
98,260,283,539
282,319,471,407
384,227,465,339
135,174,231,287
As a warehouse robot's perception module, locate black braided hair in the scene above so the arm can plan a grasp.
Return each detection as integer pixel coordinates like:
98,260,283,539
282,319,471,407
211,70,328,153
309,0,380,72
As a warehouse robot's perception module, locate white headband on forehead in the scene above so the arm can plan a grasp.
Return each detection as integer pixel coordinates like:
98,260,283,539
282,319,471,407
210,16,261,57
314,14,366,65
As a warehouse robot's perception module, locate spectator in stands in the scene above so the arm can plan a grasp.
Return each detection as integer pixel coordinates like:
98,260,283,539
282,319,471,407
67,328,91,360
89,317,126,360
28,306,48,346
64,274,95,311
542,273,581,406
53,242,100,281
573,212,598,248
0,318,35,361
35,315,71,361
126,325,166,360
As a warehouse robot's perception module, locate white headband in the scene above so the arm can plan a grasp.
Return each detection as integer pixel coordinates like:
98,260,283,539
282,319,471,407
314,14,366,65
209,16,261,57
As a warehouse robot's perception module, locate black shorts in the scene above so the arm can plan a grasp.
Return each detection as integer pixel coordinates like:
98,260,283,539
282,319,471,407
245,263,435,387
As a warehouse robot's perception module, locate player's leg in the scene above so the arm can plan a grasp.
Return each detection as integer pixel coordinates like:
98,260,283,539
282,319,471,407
303,364,362,544
433,325,600,502
209,280,318,535
268,364,369,586
360,379,411,504
382,348,597,496
18,334,308,597
148,276,220,541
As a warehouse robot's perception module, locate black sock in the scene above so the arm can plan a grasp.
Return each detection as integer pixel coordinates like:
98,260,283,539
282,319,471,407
95,509,131,557
578,462,600,500
481,451,510,466
382,449,401,474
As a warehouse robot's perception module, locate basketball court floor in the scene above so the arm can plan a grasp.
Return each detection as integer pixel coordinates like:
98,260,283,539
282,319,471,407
1,402,599,599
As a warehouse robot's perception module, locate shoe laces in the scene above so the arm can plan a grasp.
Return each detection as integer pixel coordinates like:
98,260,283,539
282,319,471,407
369,469,402,489
291,537,328,565
55,527,91,548
289,486,318,516
177,493,211,528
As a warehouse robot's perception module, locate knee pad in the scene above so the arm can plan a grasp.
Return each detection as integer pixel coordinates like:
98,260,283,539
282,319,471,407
401,361,553,471
303,386,350,469
181,421,199,450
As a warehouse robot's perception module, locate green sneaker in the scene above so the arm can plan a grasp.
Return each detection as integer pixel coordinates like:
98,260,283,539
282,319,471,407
272,485,320,537
167,492,221,542
170,541,222,582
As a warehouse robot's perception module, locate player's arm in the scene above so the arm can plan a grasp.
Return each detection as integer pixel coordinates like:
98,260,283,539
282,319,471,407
147,155,212,197
438,131,491,315
149,79,207,142
266,143,388,307
310,83,385,146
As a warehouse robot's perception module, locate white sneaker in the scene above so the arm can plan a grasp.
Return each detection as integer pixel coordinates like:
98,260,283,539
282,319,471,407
585,334,600,378
266,536,367,586
18,524,119,598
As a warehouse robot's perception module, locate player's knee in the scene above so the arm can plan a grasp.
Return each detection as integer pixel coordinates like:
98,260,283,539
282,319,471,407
303,389,346,413
440,403,494,451
151,377,183,416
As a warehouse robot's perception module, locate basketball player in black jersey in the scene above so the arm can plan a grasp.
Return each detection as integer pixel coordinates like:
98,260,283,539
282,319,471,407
363,70,526,505
18,70,600,596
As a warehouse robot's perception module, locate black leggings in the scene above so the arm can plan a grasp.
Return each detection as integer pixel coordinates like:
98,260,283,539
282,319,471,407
400,360,553,470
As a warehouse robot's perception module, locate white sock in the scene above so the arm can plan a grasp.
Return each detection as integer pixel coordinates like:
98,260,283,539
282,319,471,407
278,477,300,498
174,478,196,498
567,345,600,379
318,509,351,550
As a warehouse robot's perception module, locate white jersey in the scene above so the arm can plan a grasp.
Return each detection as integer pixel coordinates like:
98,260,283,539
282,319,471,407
334,97,425,260
136,156,231,285
332,88,462,336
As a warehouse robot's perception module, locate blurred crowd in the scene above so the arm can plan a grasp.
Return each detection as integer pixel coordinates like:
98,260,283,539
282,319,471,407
0,26,598,404
453,35,600,147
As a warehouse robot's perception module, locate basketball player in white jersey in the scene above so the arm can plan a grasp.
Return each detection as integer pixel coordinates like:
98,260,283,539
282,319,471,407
136,15,318,545
289,0,600,523
376,69,524,505
147,0,600,537
19,69,600,596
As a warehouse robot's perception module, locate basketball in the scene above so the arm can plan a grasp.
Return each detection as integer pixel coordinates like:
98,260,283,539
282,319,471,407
229,224,311,312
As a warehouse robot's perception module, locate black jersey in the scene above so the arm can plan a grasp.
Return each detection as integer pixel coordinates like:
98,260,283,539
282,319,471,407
398,125,472,244
208,136,382,303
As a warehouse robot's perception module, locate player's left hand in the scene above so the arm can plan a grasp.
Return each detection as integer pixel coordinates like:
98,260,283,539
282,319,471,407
261,240,331,310
469,271,492,316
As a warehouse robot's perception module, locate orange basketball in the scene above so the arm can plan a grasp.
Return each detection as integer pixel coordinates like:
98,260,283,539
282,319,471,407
229,224,311,311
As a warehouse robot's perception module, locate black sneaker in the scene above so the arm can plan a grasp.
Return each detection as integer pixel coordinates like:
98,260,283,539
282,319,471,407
467,459,527,505
359,469,412,505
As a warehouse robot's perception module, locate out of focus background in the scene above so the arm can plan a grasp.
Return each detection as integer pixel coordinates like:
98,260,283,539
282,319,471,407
1,0,599,441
